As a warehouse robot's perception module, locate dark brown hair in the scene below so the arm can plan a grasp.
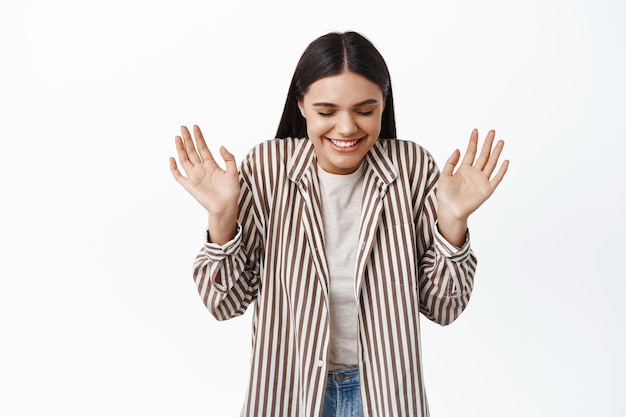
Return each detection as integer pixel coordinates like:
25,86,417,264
275,31,397,139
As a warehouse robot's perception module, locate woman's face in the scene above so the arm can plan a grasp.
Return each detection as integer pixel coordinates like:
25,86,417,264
298,70,385,175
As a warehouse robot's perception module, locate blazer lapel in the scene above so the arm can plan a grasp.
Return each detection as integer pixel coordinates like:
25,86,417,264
286,139,398,309
287,139,331,306
354,141,398,305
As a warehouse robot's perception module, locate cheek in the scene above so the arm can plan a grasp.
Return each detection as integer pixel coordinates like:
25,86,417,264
362,117,383,134
306,118,332,136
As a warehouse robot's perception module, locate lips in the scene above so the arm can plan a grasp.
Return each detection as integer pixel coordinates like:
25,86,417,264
326,137,363,149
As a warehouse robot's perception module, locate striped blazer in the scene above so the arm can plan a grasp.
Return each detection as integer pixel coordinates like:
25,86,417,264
193,138,477,417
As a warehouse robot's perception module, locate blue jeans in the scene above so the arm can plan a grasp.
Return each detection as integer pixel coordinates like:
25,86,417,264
321,368,363,417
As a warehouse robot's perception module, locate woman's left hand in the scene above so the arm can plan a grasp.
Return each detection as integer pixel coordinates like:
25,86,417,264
435,129,509,245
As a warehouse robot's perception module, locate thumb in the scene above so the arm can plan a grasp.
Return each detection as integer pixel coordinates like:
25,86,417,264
441,149,460,177
220,146,238,174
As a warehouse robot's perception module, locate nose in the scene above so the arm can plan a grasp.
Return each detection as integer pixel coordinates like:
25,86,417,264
335,111,358,137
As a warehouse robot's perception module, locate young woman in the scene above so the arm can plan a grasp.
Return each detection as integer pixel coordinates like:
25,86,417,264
170,31,508,417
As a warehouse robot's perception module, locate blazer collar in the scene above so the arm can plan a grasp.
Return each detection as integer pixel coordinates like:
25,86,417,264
286,138,398,186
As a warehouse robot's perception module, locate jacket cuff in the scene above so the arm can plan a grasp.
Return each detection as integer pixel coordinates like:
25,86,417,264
203,223,243,261
433,222,472,261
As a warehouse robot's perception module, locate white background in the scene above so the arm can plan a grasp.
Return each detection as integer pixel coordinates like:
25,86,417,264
1,0,624,416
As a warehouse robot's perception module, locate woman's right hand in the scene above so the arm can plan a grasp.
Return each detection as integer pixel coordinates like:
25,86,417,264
169,125,240,221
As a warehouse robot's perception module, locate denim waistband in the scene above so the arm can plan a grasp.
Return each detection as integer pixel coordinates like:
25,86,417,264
326,367,360,388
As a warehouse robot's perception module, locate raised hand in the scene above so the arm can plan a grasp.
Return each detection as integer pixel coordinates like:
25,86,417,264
169,125,240,222
436,129,509,246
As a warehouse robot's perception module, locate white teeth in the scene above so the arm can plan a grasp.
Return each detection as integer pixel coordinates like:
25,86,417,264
329,139,359,148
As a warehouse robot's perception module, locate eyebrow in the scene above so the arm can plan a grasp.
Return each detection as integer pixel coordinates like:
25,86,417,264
312,98,379,108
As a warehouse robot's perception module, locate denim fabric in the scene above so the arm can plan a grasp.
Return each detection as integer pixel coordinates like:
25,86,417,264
321,368,363,417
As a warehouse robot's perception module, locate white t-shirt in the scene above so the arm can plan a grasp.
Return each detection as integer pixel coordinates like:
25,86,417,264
317,163,364,370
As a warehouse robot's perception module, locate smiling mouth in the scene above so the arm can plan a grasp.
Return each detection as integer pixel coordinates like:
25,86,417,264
326,137,363,148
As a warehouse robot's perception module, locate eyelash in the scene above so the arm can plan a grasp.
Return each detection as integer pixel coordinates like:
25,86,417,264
318,111,374,117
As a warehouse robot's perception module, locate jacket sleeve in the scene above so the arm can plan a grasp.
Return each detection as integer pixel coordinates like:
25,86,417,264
192,149,265,321
415,149,478,326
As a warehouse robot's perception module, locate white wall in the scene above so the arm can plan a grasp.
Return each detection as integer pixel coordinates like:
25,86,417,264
1,0,624,415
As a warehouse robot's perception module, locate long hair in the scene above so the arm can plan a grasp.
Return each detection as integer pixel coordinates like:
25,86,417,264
275,31,397,139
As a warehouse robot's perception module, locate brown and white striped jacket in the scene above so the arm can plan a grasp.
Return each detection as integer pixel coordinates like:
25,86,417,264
193,138,477,417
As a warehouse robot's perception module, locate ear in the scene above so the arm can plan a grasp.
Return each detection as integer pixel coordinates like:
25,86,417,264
297,100,306,119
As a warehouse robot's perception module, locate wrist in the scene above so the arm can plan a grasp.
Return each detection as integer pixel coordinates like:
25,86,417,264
207,210,238,245
436,208,468,248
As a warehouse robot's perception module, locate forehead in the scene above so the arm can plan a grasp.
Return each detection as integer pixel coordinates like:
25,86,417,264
303,71,383,104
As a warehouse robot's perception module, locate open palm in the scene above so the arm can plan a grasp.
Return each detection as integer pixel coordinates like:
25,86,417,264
437,129,509,221
169,125,240,216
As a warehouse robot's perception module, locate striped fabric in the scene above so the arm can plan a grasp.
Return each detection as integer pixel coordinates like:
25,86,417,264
193,138,477,417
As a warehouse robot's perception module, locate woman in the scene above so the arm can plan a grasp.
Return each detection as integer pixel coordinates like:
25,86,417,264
170,31,508,417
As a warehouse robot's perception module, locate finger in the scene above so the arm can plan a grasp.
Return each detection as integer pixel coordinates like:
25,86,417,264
169,156,186,184
181,125,202,165
193,125,214,163
174,135,195,174
441,149,461,176
220,146,238,174
474,130,496,170
489,159,510,190
483,139,505,178
460,129,479,166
